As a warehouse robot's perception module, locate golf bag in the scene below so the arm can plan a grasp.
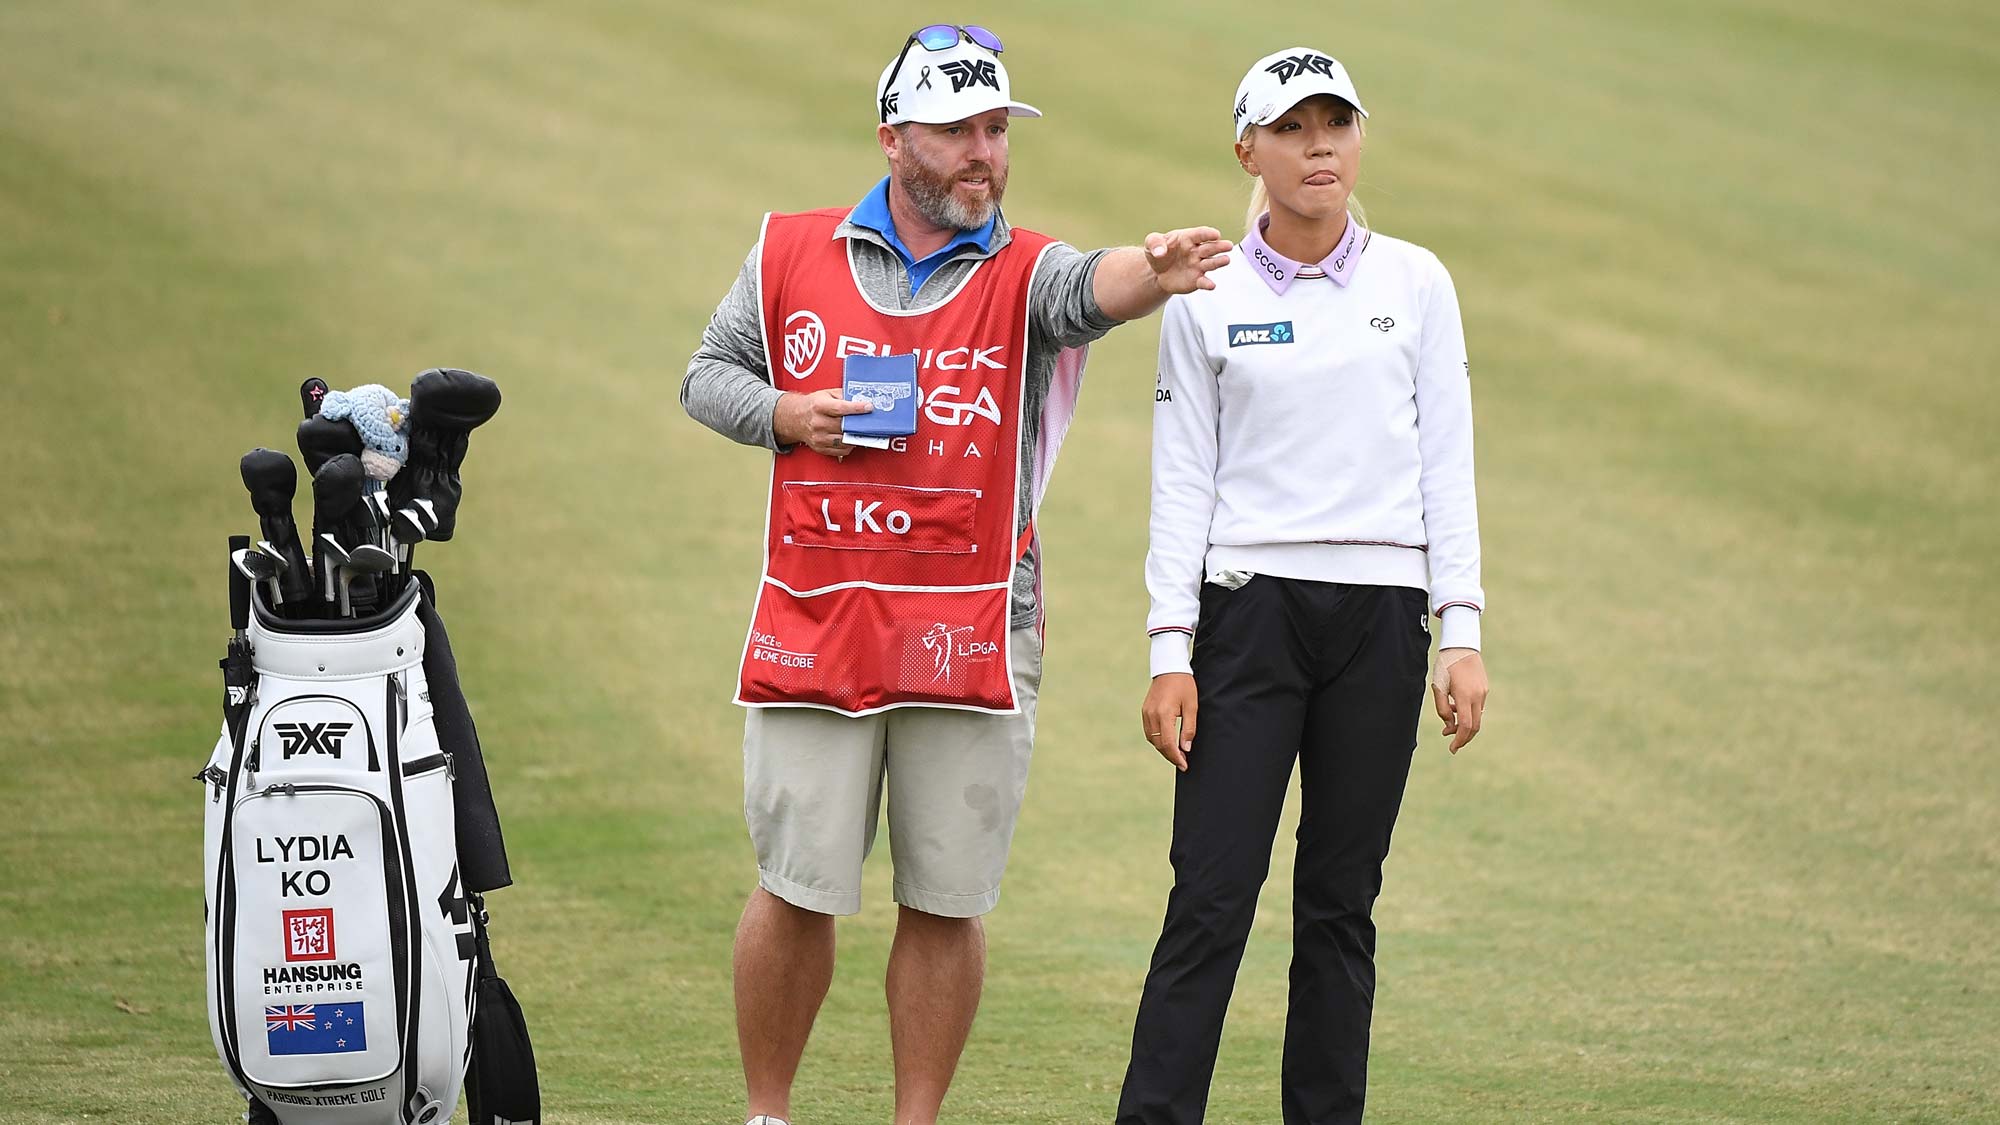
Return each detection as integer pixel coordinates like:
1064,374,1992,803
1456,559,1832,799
201,582,477,1124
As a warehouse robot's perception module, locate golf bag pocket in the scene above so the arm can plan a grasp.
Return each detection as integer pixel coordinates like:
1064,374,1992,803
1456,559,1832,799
205,588,476,1124
257,695,380,776
228,785,404,1090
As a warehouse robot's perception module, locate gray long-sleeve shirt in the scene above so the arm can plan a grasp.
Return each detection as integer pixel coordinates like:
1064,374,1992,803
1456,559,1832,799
682,211,1120,629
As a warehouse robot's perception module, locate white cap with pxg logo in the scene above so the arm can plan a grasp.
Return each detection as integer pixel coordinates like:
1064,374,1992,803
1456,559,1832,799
877,24,1042,126
1231,48,1368,142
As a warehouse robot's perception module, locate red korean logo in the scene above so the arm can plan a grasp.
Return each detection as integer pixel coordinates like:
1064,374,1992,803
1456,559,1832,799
282,908,337,962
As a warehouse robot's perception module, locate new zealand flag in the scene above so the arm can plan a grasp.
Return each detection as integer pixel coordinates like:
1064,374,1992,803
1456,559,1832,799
265,1002,368,1056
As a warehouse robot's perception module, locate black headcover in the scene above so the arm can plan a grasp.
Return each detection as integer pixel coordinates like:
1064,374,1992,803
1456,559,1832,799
239,448,297,517
390,368,502,542
309,453,367,552
298,414,365,476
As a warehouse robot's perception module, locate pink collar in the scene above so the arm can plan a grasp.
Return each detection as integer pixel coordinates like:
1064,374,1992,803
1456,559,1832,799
1241,212,1369,295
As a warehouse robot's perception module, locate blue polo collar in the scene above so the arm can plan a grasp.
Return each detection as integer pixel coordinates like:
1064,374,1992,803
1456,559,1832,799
847,177,996,291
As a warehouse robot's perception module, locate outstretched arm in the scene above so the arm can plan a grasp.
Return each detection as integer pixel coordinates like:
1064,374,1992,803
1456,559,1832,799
1091,228,1233,322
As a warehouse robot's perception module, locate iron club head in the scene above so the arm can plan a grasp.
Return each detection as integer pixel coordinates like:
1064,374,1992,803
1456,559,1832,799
337,544,396,618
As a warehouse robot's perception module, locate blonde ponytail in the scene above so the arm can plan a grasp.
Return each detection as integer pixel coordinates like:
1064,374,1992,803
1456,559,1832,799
1245,177,1269,235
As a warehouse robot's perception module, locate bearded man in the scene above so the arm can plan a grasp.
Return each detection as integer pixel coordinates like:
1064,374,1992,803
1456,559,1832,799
681,24,1232,1125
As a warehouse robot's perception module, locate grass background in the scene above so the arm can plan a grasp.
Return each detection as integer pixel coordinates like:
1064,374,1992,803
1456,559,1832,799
2,0,1996,1121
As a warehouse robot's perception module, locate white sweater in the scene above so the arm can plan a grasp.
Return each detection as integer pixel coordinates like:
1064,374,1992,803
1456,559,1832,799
1146,217,1484,677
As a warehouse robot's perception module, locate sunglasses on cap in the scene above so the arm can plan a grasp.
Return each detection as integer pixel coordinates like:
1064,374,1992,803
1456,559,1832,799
879,24,1005,122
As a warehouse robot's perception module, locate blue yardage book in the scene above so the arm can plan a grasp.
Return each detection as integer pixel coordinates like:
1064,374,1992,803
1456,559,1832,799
842,353,919,447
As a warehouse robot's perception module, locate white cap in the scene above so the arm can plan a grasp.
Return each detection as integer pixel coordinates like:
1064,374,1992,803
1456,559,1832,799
877,38,1041,126
1231,48,1367,142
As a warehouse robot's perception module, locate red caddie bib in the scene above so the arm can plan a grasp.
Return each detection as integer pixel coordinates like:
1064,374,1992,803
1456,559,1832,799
735,208,1074,716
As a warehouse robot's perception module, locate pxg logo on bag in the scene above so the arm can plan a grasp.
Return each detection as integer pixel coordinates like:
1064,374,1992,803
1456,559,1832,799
262,697,368,768
274,721,352,760
842,353,920,442
1228,321,1295,347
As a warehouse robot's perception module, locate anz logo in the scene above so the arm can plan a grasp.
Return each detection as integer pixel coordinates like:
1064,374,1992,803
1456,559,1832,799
1227,321,1295,347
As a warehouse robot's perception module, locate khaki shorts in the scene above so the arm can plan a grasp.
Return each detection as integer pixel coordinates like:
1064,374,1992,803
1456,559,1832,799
742,628,1041,918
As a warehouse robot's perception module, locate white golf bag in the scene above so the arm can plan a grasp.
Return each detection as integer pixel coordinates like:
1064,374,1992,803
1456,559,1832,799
201,584,477,1125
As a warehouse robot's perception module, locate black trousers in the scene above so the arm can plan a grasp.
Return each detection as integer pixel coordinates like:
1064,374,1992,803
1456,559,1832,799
1118,578,1430,1125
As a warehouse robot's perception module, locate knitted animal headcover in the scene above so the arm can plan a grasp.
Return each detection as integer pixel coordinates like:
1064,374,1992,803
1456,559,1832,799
319,384,412,482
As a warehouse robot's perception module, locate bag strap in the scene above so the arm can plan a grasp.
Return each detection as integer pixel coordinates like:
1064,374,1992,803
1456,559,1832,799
470,892,498,980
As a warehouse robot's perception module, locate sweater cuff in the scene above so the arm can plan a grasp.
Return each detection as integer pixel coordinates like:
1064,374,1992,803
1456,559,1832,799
1149,631,1194,677
761,387,795,453
1438,604,1481,651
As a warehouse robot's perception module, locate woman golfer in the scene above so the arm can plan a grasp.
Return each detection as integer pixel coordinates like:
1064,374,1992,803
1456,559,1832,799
1116,48,1488,1125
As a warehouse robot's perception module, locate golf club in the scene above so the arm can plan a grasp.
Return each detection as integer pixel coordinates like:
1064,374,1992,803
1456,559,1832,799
254,540,293,610
239,448,313,612
361,492,399,604
391,368,501,542
298,413,365,476
310,454,366,618
370,492,394,552
317,534,351,614
232,547,286,611
339,545,397,618
345,492,388,614
391,497,438,580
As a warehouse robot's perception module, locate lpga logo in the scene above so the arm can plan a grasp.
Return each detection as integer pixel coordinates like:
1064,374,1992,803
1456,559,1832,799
922,623,975,683
783,310,825,380
920,623,999,684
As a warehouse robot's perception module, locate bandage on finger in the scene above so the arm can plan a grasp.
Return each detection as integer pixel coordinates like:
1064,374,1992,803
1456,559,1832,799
1431,648,1474,693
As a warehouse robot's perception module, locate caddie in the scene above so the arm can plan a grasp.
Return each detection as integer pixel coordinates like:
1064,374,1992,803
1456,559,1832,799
680,23,1232,1125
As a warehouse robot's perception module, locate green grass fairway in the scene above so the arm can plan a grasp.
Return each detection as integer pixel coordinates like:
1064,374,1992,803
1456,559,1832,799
3,1,1996,1121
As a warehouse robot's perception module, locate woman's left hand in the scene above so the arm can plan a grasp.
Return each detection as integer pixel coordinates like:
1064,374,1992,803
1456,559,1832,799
1431,649,1487,754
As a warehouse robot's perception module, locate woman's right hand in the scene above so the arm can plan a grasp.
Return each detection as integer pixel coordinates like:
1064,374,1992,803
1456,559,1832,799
1141,673,1199,772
